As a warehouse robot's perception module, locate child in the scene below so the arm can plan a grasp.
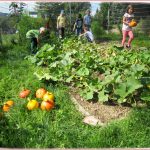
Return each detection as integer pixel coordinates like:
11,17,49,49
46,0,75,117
80,26,94,43
73,13,83,36
26,27,46,54
121,5,135,48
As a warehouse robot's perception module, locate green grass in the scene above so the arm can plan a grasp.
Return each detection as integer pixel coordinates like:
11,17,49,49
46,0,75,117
0,39,150,148
99,33,150,48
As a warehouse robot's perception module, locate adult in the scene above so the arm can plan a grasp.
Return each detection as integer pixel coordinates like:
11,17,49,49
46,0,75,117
73,13,83,36
57,10,67,39
83,9,92,31
26,27,46,54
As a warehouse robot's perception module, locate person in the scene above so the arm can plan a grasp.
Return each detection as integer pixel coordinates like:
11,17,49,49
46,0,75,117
83,9,92,31
73,13,83,36
121,5,135,49
26,27,46,54
57,10,67,39
79,26,94,43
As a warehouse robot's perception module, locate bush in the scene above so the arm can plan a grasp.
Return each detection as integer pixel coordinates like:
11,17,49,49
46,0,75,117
91,20,105,40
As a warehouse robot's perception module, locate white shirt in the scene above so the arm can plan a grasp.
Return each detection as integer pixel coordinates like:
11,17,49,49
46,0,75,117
122,13,134,31
84,31,94,42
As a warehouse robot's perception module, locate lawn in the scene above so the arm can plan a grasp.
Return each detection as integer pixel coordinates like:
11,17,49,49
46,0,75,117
0,36,150,148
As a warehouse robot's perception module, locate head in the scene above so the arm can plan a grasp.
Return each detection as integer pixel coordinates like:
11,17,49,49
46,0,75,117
39,27,46,34
86,9,91,15
83,26,89,32
60,10,64,16
126,5,134,14
78,13,82,18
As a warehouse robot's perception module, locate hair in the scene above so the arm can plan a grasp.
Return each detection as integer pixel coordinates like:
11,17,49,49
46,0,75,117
78,13,82,18
86,9,91,13
40,27,46,33
126,5,134,13
83,26,89,31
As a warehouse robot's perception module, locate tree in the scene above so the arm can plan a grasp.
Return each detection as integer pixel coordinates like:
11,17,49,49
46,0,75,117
9,2,27,16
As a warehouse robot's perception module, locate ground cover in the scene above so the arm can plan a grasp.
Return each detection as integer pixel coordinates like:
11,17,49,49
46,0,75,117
0,36,150,148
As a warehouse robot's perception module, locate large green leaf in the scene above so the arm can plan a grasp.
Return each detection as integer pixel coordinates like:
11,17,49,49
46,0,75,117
98,89,109,102
126,76,143,95
76,67,89,76
114,82,127,98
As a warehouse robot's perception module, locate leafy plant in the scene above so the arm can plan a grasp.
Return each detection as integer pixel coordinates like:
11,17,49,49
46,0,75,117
29,38,150,105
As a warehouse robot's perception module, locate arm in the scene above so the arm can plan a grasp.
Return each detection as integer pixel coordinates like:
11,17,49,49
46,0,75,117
37,37,39,44
73,22,76,31
122,16,129,26
79,32,85,37
57,16,59,29
65,16,67,27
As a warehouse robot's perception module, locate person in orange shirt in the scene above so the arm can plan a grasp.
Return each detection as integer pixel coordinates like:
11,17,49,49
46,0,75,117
57,10,67,39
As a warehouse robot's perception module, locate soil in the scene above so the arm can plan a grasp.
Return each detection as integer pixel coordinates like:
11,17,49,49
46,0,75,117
70,90,131,124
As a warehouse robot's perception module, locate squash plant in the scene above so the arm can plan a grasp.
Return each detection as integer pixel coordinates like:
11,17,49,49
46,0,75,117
29,38,150,105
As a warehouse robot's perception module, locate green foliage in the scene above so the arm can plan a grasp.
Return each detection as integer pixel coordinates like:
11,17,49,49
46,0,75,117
0,16,17,33
29,38,150,105
17,15,46,42
91,20,105,39
1,35,150,148
134,17,150,35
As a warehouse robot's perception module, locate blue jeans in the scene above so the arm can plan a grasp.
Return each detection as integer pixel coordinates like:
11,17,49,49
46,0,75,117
76,28,82,36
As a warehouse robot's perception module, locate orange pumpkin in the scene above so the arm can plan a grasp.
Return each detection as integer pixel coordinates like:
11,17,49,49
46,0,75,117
129,20,137,27
19,89,30,98
41,101,54,111
36,88,47,99
3,104,10,112
5,100,14,107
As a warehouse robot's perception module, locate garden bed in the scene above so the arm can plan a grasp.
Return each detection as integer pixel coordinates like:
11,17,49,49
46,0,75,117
70,89,131,124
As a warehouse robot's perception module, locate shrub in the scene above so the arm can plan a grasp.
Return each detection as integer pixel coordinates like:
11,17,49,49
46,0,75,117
91,20,105,40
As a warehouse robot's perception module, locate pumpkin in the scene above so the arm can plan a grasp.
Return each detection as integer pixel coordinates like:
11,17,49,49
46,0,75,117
27,100,39,110
19,89,30,98
43,92,54,102
36,88,47,99
129,20,137,27
41,101,54,111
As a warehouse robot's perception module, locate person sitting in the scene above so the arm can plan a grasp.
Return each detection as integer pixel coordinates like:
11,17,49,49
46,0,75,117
79,26,94,43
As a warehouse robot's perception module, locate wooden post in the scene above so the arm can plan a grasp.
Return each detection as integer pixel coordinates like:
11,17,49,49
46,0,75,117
107,3,110,34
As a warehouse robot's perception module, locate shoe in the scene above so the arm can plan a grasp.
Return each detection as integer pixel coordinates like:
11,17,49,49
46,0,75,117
126,45,131,49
